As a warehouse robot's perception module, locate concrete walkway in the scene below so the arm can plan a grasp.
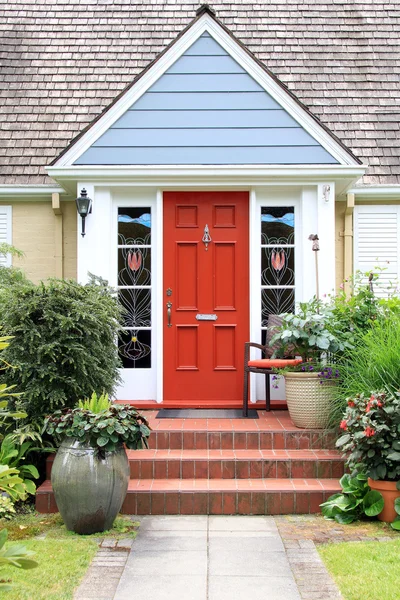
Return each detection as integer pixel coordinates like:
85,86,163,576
113,516,304,600
75,515,342,600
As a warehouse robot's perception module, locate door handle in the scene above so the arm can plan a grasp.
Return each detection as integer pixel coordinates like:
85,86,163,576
166,302,172,327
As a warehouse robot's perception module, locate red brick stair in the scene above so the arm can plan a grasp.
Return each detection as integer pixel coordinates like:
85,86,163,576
36,410,343,515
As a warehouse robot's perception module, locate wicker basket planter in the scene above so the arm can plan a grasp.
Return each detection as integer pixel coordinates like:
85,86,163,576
285,371,336,429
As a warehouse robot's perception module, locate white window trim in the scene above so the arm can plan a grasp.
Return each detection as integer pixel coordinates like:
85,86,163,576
0,205,12,267
112,193,160,402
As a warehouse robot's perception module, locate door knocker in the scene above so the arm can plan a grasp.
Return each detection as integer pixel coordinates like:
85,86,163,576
202,224,212,250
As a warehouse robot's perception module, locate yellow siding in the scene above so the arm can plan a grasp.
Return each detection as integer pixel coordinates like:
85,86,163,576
335,201,346,292
63,201,77,280
11,202,56,283
0,201,77,283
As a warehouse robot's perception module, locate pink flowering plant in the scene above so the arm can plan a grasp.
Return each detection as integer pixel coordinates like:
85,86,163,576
336,390,400,482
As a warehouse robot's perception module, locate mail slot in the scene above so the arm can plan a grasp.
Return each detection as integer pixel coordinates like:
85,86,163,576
196,314,218,321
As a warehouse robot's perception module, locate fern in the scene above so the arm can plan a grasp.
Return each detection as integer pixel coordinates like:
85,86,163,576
78,392,111,413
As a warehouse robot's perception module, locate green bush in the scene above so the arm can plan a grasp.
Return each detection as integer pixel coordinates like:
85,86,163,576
0,277,122,424
330,271,380,346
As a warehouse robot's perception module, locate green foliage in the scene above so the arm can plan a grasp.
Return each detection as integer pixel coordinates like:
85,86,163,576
44,403,151,457
78,391,111,413
0,466,31,502
0,244,24,260
270,297,352,363
336,391,400,482
0,338,26,437
0,529,38,592
0,497,16,521
330,271,380,342
320,473,384,524
390,498,400,530
0,434,39,495
0,277,122,423
331,313,400,421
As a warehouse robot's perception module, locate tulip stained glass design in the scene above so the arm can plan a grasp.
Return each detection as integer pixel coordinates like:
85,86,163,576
117,207,152,368
261,206,295,325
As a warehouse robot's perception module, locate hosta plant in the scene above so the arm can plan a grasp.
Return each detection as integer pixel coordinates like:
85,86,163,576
44,402,151,458
269,297,352,365
0,465,32,502
336,390,400,481
320,473,384,524
392,498,400,531
0,434,39,495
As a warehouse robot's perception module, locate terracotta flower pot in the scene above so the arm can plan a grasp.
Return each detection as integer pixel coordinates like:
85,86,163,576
368,478,400,522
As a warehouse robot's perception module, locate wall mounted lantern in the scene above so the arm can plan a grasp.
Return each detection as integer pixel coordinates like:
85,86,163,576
75,188,92,237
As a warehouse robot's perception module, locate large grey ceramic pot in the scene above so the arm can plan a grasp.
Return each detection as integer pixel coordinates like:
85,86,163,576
51,438,130,535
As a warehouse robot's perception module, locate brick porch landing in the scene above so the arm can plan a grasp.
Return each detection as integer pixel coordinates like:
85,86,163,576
36,410,343,515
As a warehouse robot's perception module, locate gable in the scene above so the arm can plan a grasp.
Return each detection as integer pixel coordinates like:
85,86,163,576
74,32,338,166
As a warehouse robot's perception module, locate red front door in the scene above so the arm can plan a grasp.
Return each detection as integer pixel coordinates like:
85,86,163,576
163,191,249,405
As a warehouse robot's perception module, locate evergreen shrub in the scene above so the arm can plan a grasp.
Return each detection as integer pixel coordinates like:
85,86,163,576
0,277,122,423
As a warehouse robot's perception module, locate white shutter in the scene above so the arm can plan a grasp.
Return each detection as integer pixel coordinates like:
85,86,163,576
354,205,400,296
0,206,12,267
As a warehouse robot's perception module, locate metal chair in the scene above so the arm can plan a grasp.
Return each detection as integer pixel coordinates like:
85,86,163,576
243,315,302,417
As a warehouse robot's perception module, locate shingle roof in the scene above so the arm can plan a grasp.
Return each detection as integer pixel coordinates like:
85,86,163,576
1,0,399,186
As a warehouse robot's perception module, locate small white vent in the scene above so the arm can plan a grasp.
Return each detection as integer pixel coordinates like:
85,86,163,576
0,206,12,267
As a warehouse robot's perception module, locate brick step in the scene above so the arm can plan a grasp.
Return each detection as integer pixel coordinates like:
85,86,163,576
127,449,345,480
147,428,337,450
36,478,342,515
45,448,344,479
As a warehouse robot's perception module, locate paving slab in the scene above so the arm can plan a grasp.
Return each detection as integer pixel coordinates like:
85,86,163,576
133,515,208,530
208,515,279,531
114,575,207,600
208,575,301,600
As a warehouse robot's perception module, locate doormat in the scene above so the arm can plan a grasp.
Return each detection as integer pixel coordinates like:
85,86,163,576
156,409,259,419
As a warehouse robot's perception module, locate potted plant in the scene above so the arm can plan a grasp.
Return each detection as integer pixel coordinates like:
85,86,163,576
269,298,349,428
44,393,151,534
336,390,400,523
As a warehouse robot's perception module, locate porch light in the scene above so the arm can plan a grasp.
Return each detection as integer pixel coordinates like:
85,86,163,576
76,188,92,237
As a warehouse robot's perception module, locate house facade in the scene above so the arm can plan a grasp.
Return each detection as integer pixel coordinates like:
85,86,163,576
1,2,399,406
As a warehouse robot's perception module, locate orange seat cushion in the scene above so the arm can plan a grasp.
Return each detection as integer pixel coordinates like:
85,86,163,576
248,358,303,369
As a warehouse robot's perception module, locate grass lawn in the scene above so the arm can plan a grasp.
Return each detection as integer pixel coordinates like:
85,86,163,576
0,511,138,599
318,539,400,600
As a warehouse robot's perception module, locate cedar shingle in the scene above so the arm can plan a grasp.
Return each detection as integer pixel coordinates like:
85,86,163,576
1,0,400,185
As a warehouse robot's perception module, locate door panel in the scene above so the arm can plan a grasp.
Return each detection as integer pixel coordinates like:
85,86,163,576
163,191,249,404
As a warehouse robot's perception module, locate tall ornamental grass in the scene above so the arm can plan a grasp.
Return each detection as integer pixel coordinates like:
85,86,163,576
331,313,400,422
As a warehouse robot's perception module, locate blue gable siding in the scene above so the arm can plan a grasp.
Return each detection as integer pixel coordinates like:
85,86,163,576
74,33,338,166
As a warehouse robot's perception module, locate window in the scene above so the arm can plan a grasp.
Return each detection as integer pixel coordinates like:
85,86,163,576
260,206,295,344
117,207,152,368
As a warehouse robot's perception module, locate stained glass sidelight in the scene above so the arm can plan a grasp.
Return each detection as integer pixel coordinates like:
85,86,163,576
118,329,151,369
261,288,295,326
118,207,151,245
261,247,294,287
118,248,151,286
118,289,151,329
261,206,295,336
261,207,294,244
117,207,152,369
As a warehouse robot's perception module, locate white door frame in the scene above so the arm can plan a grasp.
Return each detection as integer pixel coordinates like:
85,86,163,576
77,182,335,402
